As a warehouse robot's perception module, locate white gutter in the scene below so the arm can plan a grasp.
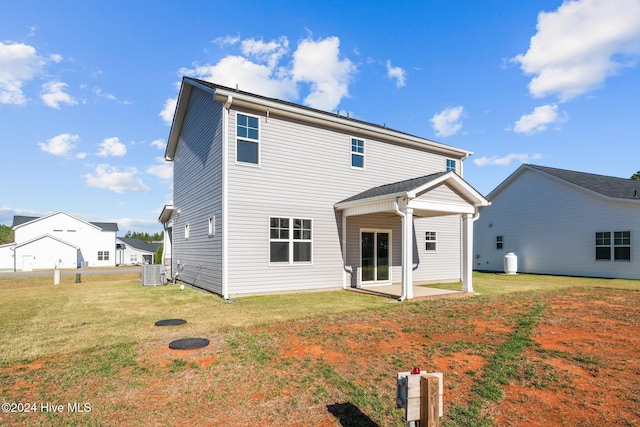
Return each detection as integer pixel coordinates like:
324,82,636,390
221,95,232,300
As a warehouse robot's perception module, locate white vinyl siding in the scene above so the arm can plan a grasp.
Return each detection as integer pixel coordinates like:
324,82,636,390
171,87,224,294
226,103,463,295
474,167,640,279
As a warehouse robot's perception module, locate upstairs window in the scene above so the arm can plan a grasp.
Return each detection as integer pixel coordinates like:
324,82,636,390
351,138,364,169
425,231,436,251
446,159,456,172
237,114,259,164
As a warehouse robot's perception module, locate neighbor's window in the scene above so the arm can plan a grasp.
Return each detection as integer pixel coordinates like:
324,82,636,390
208,216,215,236
496,236,503,250
130,255,138,263
236,114,259,164
614,231,631,261
425,231,436,251
270,217,312,264
184,223,190,239
98,251,110,261
595,232,611,260
351,138,364,169
446,159,456,172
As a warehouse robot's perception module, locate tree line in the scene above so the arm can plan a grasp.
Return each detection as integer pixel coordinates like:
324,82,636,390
124,230,164,243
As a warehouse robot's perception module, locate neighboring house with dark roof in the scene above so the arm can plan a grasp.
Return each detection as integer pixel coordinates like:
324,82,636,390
0,211,118,271
159,77,489,299
474,164,640,279
116,237,161,265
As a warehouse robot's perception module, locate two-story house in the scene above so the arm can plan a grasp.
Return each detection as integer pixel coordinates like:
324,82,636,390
0,211,118,271
159,77,489,299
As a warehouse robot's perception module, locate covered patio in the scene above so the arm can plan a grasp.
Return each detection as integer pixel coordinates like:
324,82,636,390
335,171,489,301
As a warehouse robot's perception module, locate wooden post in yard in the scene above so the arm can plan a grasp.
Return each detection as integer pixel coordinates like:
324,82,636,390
420,375,440,427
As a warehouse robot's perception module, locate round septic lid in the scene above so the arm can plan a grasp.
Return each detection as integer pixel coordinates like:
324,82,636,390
169,338,210,350
155,319,187,326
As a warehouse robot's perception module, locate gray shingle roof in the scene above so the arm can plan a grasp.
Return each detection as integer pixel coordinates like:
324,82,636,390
338,172,449,204
528,164,640,200
117,237,161,253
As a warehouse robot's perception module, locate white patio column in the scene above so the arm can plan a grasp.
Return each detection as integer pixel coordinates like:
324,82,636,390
461,213,474,293
404,206,414,299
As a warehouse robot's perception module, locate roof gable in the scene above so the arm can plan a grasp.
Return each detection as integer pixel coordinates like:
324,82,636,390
335,171,489,211
489,164,640,202
12,211,118,232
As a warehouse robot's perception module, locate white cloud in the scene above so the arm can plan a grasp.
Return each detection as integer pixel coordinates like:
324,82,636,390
97,137,127,157
147,157,172,180
291,36,356,111
176,35,357,113
430,106,464,137
212,35,240,47
474,153,543,166
513,104,566,135
83,164,150,193
159,97,177,125
386,60,406,87
0,41,45,105
513,0,640,101
41,81,77,109
38,133,79,156
241,36,289,68
179,55,297,105
150,139,165,150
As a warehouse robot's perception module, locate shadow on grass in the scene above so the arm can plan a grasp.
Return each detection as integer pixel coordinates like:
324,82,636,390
327,402,379,427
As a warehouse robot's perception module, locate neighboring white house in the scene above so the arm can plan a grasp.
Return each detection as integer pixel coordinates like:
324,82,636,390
159,78,489,299
0,211,118,271
474,164,640,279
115,237,161,266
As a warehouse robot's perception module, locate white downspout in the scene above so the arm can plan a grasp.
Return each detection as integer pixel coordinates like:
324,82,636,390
222,95,232,300
341,213,347,289
394,197,407,301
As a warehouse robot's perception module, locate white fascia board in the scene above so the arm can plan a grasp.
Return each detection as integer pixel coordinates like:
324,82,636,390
14,211,102,231
16,234,80,250
409,199,476,215
158,205,175,224
334,193,408,212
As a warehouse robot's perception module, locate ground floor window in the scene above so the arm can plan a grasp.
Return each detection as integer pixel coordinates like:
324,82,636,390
130,255,138,263
269,217,312,264
425,231,436,252
596,231,630,261
496,235,503,250
98,251,110,261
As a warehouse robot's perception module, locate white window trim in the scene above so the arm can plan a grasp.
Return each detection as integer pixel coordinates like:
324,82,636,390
614,231,631,262
359,228,392,286
235,112,261,167
350,137,365,170
446,159,456,172
208,216,216,236
268,217,313,265
425,231,437,253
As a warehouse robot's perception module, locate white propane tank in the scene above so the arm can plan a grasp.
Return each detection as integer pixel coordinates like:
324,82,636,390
504,252,518,275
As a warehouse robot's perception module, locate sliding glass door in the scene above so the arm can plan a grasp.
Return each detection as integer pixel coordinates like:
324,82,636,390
361,230,390,284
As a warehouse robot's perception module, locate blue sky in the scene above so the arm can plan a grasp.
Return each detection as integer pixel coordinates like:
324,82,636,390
2,0,640,234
